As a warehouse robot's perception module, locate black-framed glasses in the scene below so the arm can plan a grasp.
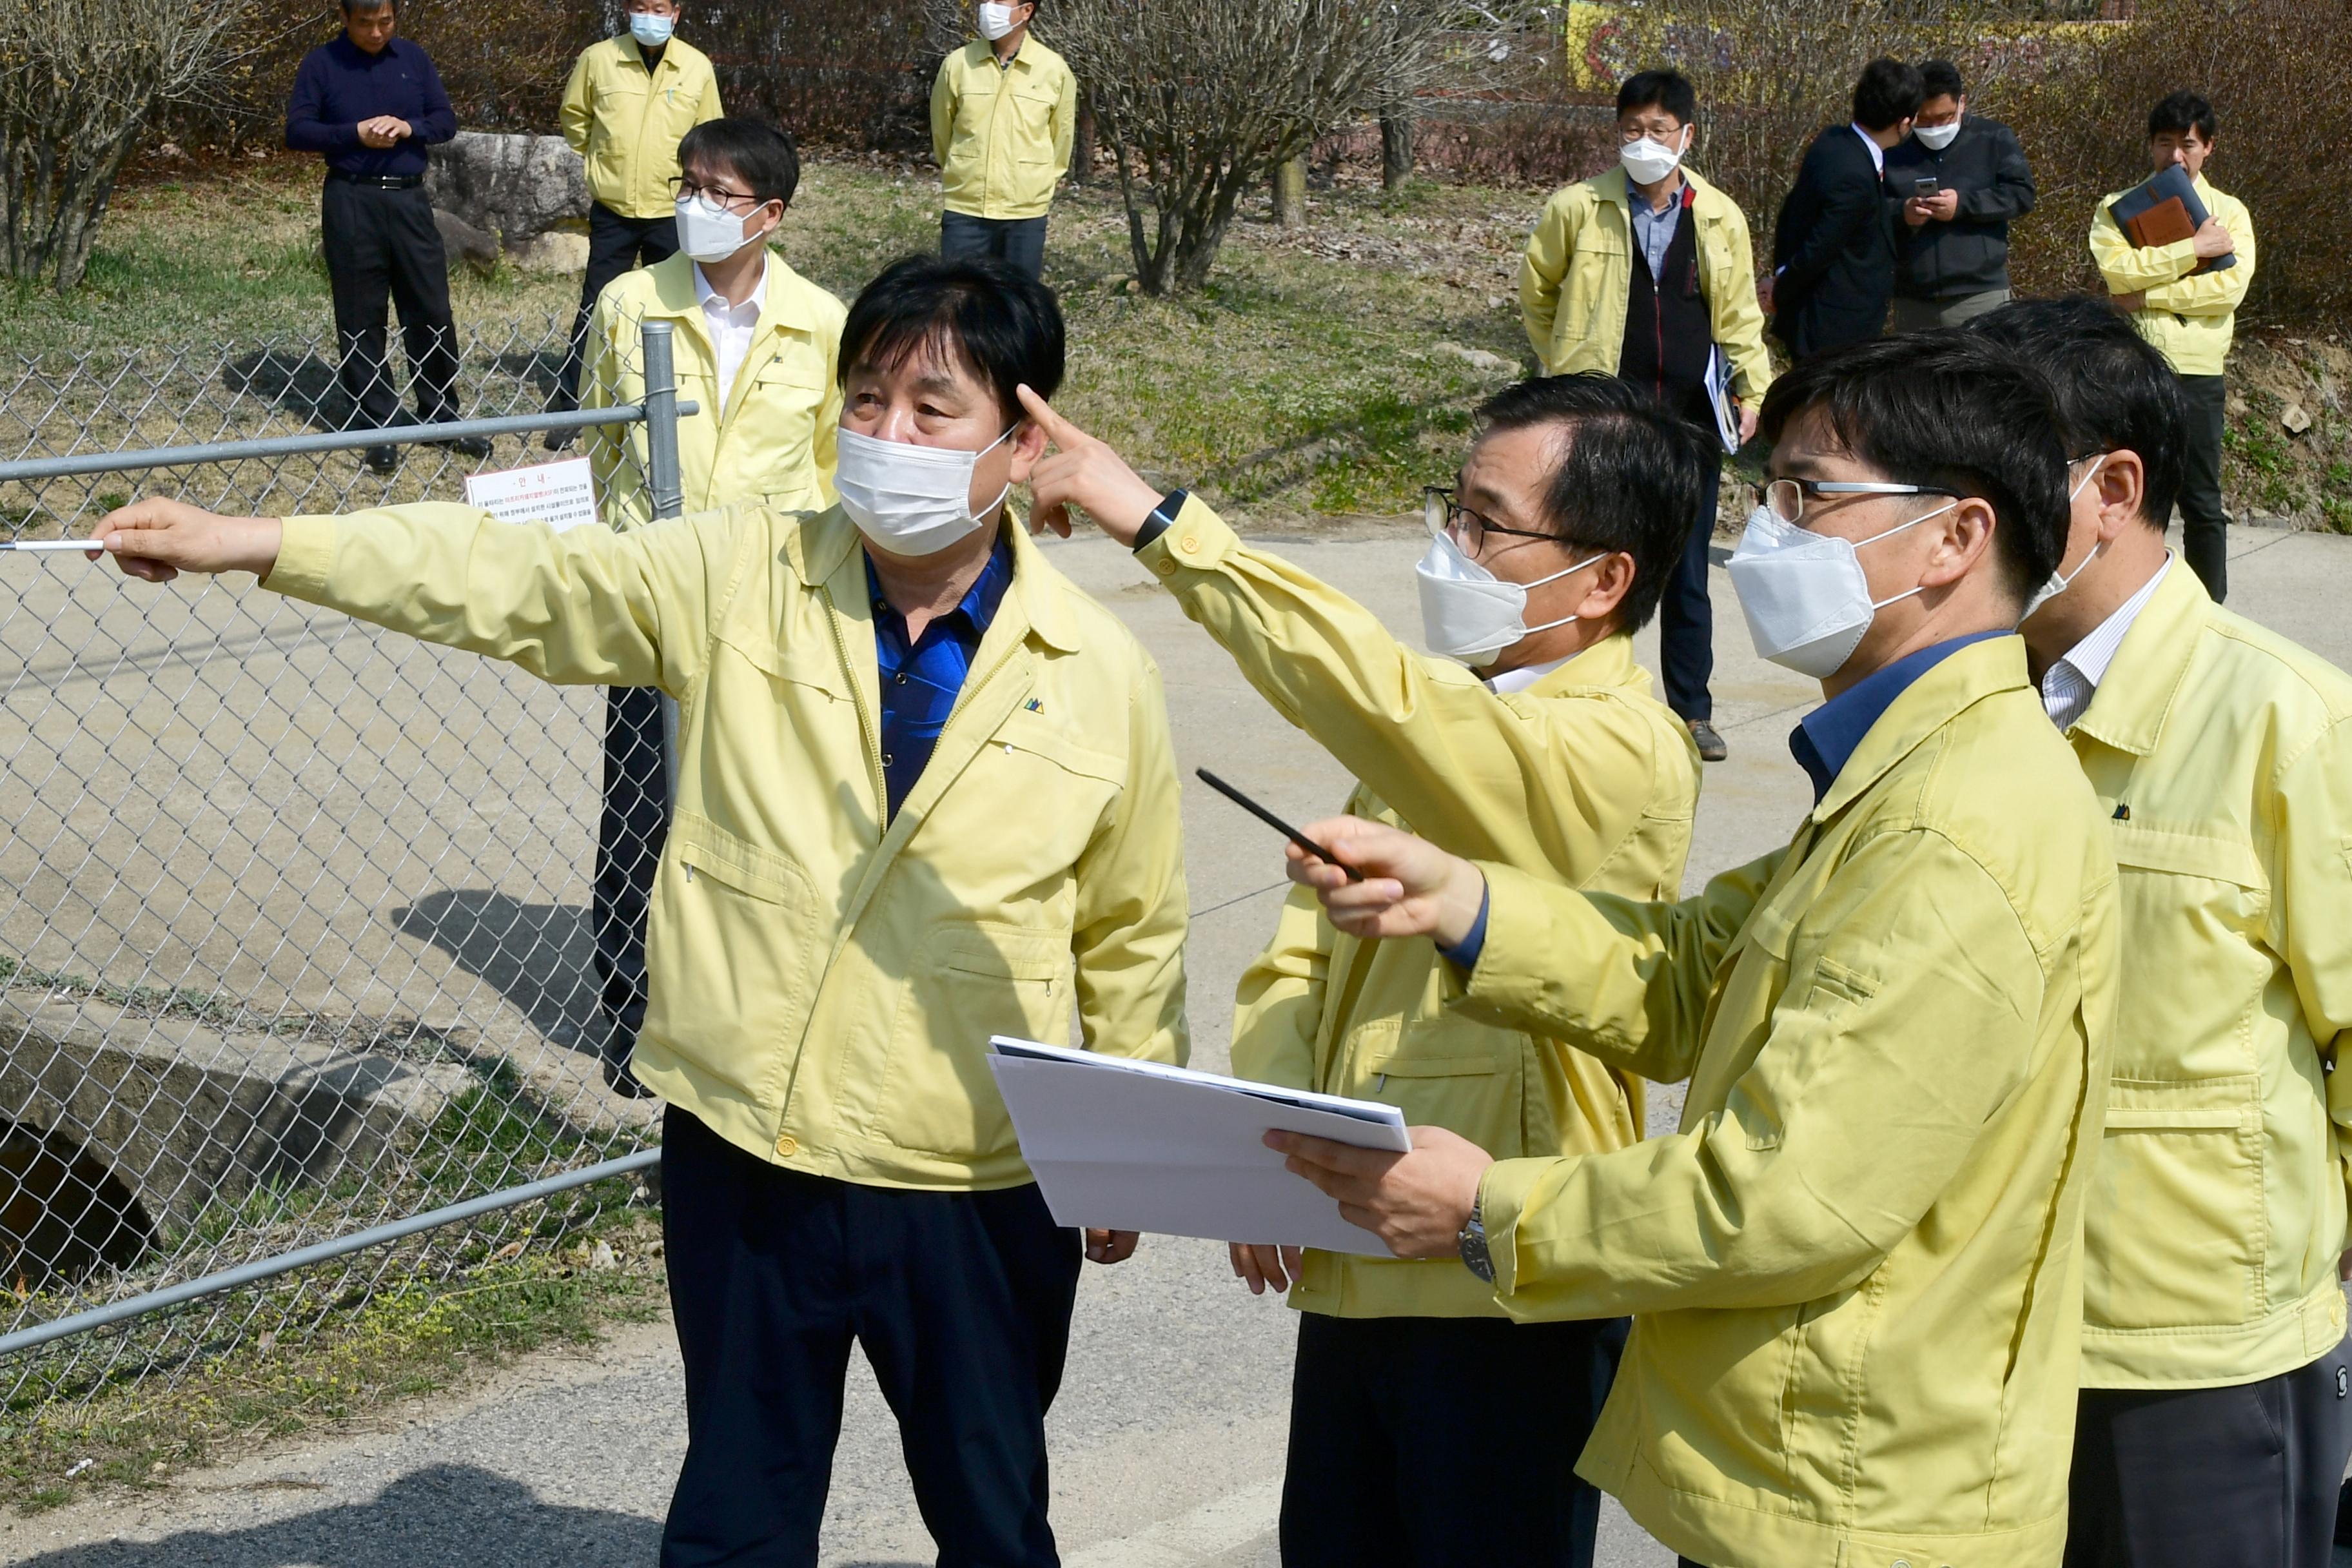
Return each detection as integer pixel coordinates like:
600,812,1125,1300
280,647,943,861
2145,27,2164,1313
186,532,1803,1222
1422,487,1558,554
1749,477,1958,526
668,175,760,210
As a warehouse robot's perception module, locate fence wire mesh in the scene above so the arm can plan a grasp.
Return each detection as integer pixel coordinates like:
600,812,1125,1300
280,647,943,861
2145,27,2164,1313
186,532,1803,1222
1,310,666,1415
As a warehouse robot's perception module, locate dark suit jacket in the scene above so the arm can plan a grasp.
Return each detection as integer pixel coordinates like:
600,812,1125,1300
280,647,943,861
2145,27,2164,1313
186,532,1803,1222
1771,124,1896,358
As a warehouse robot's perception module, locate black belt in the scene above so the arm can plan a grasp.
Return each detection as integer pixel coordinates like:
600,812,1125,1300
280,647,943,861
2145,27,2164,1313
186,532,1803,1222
328,172,424,190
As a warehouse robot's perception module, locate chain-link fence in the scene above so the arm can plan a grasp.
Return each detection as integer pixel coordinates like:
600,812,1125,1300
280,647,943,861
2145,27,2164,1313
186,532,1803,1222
0,309,687,1415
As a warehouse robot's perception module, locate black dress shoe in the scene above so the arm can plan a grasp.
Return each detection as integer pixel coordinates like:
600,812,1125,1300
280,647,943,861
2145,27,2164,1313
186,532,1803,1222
431,432,494,459
542,426,578,453
364,445,399,475
1688,718,1729,762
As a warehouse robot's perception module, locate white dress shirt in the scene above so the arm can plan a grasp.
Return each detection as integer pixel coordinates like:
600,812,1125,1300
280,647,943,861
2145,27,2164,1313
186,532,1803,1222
1849,122,1886,176
694,253,769,412
1485,653,1572,694
2042,556,2171,730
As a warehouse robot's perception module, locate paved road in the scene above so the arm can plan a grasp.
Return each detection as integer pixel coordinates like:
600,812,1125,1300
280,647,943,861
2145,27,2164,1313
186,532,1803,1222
6,522,2348,1567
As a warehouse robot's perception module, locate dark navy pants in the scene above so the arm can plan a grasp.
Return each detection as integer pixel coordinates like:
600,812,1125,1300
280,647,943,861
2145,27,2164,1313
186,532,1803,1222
1658,435,1725,724
1279,1310,1629,1568
940,210,1048,280
659,1105,1084,1567
593,685,667,1062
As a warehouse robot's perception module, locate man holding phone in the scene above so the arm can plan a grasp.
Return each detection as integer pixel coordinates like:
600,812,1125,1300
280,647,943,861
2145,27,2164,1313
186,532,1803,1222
1021,373,1706,1568
1884,59,2035,333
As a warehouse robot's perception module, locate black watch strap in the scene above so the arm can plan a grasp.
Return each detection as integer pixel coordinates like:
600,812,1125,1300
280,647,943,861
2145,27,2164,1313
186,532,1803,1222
1132,487,1190,553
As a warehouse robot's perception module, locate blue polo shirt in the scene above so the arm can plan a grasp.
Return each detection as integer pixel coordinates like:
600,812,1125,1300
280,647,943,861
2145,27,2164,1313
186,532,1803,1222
867,538,1015,819
284,35,458,179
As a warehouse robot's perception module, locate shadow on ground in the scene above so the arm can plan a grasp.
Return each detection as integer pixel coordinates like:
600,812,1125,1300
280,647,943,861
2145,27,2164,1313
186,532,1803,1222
9,1465,660,1567
393,891,603,1055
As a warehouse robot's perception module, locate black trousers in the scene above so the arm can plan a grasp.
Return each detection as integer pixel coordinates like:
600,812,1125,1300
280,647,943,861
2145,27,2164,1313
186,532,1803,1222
941,210,1048,280
320,178,462,430
1279,1311,1629,1568
556,202,681,408
2176,371,2230,602
659,1105,1084,1567
2064,1335,2352,1568
593,685,668,1057
1658,434,1725,724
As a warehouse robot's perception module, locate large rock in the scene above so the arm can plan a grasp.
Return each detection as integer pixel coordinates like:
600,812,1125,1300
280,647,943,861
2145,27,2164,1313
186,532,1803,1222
426,131,590,250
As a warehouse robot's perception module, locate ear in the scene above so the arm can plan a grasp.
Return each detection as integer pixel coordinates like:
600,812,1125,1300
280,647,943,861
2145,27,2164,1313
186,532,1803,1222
1567,551,1638,627
1919,495,1996,590
1005,416,1050,484
2093,451,2147,543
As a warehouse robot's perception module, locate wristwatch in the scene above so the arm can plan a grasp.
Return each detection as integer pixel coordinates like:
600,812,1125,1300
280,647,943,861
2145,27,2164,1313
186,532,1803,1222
1131,487,1190,553
1458,1193,1494,1283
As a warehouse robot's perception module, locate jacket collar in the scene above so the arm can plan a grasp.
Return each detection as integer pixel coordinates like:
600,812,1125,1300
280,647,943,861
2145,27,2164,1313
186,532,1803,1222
636,252,817,342
2066,558,2209,758
1808,634,2032,823
1591,165,1730,218
619,34,676,76
1522,631,1642,696
794,506,1082,656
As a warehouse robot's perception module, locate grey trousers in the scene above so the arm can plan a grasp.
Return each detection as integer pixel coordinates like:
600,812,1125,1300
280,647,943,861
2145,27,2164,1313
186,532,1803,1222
2064,1333,2352,1568
1889,287,2011,333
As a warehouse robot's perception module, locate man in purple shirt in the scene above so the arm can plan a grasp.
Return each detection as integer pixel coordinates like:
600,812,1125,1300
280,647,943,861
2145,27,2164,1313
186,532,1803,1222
286,0,489,474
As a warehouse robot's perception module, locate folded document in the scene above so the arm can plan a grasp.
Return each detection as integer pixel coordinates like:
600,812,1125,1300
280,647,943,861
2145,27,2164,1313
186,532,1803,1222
986,1037,1409,1256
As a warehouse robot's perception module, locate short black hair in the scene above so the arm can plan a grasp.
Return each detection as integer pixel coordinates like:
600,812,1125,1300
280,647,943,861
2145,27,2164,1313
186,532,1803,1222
1473,375,1709,636
678,119,800,209
1966,296,2187,536
2149,90,2218,143
1852,57,1925,132
340,0,393,12
1616,70,1697,128
1758,334,2066,607
839,255,1065,427
1919,59,1965,103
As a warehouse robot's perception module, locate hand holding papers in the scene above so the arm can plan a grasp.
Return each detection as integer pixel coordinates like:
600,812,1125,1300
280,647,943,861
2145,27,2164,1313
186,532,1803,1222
987,1037,1408,1255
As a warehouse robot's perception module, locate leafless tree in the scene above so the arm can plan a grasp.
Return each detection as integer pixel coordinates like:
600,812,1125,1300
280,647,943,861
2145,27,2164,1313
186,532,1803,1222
0,0,250,291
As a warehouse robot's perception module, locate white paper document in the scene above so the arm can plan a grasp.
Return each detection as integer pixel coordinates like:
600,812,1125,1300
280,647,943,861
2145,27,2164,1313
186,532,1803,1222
986,1036,1410,1255
464,456,599,531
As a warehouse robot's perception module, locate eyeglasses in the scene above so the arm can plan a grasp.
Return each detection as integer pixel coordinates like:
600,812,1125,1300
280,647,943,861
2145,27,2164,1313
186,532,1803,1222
668,176,760,210
1750,477,1958,526
1422,487,1560,554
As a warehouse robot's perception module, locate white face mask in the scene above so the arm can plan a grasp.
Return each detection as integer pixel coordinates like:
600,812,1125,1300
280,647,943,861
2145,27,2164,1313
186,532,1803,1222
1725,500,1954,680
1914,119,1961,152
627,11,674,47
674,195,772,264
1619,132,1687,187
978,1,1021,39
1415,530,1603,669
2023,457,2108,618
836,422,1020,557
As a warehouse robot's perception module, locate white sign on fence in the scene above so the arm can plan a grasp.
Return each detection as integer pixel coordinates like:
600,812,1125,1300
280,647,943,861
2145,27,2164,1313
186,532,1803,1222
463,456,600,532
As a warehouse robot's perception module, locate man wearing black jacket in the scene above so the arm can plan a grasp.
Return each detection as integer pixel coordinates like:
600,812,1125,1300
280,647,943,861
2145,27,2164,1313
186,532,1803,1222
1886,61,2035,332
1765,57,1921,359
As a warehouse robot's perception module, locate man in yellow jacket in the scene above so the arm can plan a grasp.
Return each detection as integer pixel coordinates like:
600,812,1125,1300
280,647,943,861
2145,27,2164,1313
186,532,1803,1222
88,256,1188,1568
930,0,1077,279
1271,335,2118,1568
549,0,723,423
578,119,846,1094
1520,69,1772,766
2089,90,2255,603
1972,297,2352,1568
1019,374,1704,1567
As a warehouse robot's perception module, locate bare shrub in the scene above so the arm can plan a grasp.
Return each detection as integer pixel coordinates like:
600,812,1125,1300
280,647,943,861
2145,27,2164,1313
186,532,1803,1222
0,0,257,290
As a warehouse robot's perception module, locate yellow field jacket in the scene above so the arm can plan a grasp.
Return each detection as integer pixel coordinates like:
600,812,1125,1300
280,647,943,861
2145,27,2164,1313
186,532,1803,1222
2090,174,2255,378
264,504,1190,1189
1137,500,1698,1318
930,38,1077,221
2064,564,2352,1388
560,35,723,221
1518,168,1774,400
1458,638,2117,1568
583,253,846,530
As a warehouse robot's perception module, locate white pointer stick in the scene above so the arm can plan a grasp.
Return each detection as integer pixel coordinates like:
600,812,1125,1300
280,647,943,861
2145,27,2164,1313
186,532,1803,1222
0,540,106,553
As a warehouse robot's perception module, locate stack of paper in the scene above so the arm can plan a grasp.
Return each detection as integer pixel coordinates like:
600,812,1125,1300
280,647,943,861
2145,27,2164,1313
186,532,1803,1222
987,1037,1409,1255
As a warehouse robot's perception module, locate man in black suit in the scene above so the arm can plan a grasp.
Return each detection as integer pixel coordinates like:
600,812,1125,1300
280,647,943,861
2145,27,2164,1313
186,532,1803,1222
1765,58,1923,359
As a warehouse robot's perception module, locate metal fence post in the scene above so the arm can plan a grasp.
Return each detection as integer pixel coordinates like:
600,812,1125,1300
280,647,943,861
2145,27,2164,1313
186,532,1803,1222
640,318,687,807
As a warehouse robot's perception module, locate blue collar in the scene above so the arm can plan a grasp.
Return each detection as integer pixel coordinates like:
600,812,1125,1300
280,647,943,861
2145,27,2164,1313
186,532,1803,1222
1789,632,2006,802
863,533,1015,642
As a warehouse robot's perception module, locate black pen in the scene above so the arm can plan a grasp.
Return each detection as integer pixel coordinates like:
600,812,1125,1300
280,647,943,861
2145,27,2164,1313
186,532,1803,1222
1195,768,1362,881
